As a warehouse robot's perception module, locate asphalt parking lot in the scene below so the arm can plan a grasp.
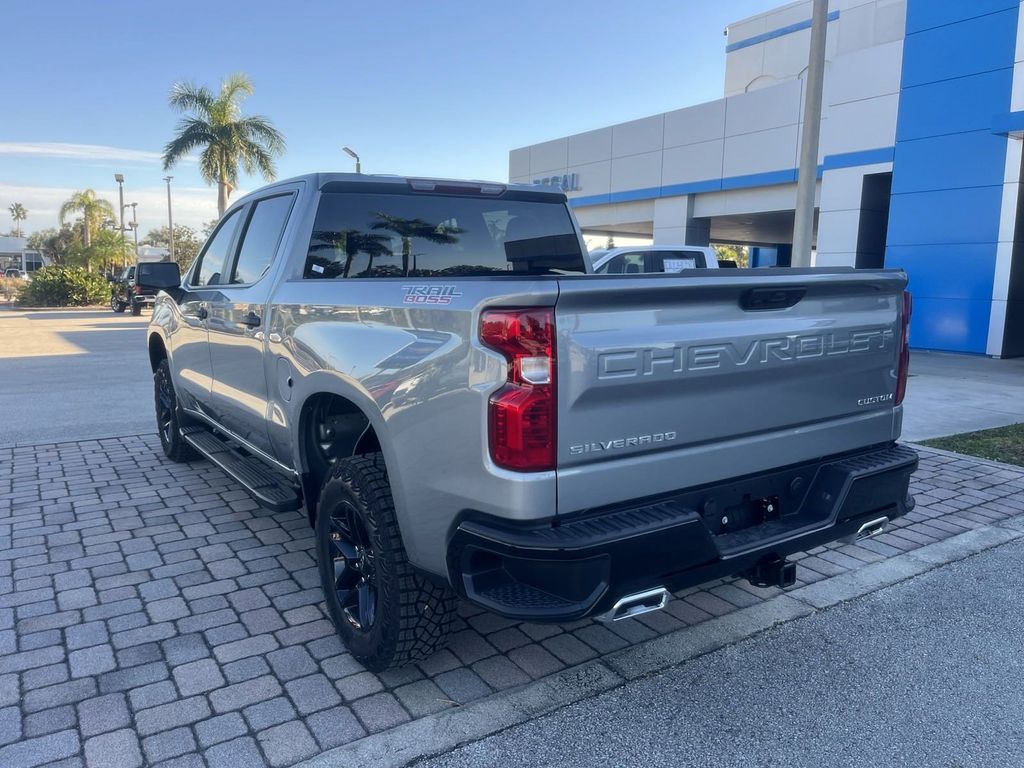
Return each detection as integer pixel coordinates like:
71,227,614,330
417,537,1024,768
0,311,152,447
4,310,1024,767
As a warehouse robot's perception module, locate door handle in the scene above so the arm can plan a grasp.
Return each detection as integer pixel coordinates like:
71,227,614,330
241,311,262,329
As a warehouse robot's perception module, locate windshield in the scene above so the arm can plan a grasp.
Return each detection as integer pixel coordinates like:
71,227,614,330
305,192,587,278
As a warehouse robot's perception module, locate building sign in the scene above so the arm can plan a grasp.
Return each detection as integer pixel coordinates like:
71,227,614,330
532,173,581,192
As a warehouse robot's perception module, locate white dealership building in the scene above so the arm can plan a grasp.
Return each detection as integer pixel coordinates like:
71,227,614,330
509,0,1024,357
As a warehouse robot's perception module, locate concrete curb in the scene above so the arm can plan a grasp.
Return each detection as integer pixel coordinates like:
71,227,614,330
294,515,1024,768
0,305,110,312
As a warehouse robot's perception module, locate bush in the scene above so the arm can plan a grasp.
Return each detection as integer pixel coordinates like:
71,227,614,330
17,266,111,307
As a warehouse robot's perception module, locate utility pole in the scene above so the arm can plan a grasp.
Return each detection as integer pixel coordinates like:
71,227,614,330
791,0,828,268
163,176,175,262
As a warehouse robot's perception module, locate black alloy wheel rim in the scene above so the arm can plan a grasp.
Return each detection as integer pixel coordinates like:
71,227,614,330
157,371,174,443
328,501,377,632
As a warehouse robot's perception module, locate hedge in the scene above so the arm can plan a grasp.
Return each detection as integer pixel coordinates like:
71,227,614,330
17,266,111,307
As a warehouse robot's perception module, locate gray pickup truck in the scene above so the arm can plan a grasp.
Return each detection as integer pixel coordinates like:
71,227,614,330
146,173,918,670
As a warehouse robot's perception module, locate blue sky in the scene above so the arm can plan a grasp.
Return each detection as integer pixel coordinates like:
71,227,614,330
1,0,780,236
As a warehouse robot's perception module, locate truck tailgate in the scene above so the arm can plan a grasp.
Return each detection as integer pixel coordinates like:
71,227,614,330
554,269,907,513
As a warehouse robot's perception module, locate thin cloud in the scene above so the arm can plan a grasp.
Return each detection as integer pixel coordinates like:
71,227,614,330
0,182,219,234
0,142,196,164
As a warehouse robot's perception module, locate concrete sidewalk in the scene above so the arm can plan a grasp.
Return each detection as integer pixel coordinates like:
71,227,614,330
901,350,1024,441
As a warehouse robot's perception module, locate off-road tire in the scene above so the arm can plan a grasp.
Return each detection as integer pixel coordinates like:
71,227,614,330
111,295,125,313
316,453,456,671
154,359,198,462
130,300,142,316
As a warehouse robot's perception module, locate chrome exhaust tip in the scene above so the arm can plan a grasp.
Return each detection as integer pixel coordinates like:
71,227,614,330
596,587,671,623
843,516,889,544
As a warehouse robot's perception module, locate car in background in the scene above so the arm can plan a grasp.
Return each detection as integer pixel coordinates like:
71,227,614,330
111,262,182,315
3,269,30,280
590,245,719,274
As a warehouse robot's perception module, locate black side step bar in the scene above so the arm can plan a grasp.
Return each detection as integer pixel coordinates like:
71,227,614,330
181,427,301,512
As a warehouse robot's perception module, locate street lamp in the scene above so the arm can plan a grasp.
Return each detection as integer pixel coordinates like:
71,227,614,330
163,176,175,262
342,146,361,174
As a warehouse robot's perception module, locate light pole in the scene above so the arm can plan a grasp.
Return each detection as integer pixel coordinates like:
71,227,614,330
791,0,828,267
114,174,126,264
128,203,139,257
343,146,361,174
163,176,175,262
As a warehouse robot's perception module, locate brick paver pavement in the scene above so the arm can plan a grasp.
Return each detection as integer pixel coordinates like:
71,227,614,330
1,435,1022,767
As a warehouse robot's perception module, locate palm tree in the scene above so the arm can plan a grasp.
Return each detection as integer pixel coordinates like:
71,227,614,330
162,73,286,216
58,190,115,248
8,203,27,238
370,214,464,275
310,230,392,277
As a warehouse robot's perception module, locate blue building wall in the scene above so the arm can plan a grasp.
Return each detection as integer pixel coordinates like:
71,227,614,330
886,1,1019,353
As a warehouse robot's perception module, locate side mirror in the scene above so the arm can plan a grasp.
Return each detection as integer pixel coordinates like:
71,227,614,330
144,263,182,290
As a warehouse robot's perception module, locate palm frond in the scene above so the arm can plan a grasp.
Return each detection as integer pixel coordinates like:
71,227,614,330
168,82,214,116
219,73,254,106
239,115,286,155
163,118,216,172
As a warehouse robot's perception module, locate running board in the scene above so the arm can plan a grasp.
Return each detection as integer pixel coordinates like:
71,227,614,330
181,427,302,512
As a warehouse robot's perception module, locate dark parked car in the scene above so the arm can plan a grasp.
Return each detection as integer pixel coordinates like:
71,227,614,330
111,262,181,315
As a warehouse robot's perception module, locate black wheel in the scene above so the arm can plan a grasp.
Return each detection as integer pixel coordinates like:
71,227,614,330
316,454,455,671
130,300,142,316
111,294,125,313
154,359,198,462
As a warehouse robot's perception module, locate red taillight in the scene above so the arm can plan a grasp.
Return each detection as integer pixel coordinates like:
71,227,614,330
480,308,556,471
133,284,142,295
895,290,912,406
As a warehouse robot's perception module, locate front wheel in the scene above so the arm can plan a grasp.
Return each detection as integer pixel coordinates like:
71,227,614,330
111,295,125,313
154,359,197,462
316,454,455,671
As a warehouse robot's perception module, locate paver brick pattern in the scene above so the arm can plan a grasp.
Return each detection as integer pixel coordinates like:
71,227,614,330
1,434,1023,767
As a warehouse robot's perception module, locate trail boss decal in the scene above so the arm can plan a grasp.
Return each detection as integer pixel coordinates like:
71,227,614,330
402,285,463,305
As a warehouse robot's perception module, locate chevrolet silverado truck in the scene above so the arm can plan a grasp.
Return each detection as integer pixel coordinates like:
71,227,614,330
146,173,918,671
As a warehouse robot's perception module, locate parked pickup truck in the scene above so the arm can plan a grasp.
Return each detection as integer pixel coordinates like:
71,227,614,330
112,262,182,315
146,173,917,670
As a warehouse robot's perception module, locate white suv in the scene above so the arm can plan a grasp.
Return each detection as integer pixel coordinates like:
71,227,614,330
591,245,720,274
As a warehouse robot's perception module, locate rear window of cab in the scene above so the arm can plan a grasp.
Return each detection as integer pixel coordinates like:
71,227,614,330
305,192,587,278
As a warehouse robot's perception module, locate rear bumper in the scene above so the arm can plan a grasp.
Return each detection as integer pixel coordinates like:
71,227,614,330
447,443,918,621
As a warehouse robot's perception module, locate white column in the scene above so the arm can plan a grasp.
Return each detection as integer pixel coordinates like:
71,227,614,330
814,163,892,267
987,137,1022,356
652,196,710,246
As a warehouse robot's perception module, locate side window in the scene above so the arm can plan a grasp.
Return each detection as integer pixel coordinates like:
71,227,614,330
654,250,705,272
192,209,242,287
228,194,294,285
599,252,645,274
